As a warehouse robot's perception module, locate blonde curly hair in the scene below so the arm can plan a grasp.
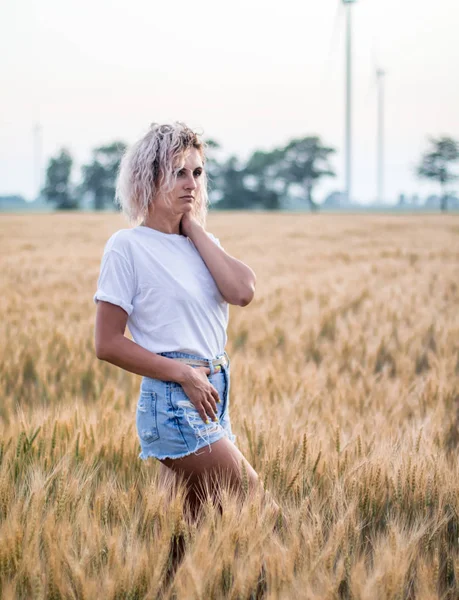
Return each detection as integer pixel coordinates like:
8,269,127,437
115,122,209,226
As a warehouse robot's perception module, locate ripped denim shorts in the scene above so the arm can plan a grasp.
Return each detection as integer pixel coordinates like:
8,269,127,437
136,351,237,461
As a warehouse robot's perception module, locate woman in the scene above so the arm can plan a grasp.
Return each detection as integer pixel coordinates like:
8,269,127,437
93,122,282,526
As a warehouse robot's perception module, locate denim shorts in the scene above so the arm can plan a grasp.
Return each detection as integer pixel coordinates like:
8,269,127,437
136,351,237,461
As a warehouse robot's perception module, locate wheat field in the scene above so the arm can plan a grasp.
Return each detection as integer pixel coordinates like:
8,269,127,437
1,212,459,599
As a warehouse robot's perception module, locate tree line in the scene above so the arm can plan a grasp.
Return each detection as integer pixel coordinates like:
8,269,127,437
42,135,459,212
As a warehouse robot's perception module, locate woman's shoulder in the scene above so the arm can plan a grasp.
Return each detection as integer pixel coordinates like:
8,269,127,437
104,228,136,254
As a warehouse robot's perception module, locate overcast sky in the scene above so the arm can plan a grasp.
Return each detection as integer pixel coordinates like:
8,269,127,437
1,0,458,204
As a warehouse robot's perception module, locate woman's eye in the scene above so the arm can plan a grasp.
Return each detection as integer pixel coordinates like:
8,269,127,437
194,170,202,178
177,170,185,177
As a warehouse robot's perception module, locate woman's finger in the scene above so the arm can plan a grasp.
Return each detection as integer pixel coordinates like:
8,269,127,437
196,403,208,424
198,366,211,376
210,386,220,405
204,399,218,422
206,392,218,414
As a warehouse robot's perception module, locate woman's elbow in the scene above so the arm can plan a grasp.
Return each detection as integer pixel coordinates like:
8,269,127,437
222,269,256,306
95,337,115,361
235,281,256,307
95,343,110,361
237,296,253,307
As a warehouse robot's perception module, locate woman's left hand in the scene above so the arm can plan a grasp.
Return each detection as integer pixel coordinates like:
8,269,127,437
180,211,202,239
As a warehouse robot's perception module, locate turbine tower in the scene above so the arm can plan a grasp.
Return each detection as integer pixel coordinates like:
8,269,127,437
342,0,357,204
33,123,43,201
376,68,386,204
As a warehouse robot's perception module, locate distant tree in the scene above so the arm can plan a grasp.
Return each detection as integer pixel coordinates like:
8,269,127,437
0,195,26,206
203,139,225,205
323,191,347,209
275,136,336,211
42,149,77,210
417,136,459,211
215,156,260,209
81,141,127,210
245,149,285,210
425,194,440,208
203,134,337,211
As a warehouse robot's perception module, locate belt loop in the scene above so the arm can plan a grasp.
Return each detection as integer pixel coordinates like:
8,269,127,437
208,358,216,376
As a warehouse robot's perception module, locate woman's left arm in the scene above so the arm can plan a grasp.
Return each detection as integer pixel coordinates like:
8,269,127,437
185,221,256,307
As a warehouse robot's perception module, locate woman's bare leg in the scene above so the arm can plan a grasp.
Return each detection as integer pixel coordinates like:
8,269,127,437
158,437,282,525
156,439,285,596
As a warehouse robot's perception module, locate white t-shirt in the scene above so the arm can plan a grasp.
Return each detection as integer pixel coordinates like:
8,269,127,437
93,225,229,358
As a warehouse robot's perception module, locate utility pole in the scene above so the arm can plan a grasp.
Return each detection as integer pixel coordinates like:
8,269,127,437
342,0,357,204
376,68,385,204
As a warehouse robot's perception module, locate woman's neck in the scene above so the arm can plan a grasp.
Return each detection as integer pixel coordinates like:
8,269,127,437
142,214,181,235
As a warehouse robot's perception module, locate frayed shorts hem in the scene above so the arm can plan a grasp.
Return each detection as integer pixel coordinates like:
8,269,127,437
138,431,237,461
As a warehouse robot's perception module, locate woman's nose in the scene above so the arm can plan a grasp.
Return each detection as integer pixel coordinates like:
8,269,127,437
185,174,197,190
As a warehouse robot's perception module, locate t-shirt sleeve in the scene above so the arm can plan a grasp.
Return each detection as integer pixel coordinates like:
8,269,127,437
93,249,136,316
207,231,224,249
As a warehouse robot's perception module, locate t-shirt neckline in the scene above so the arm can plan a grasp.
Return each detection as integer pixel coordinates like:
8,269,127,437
134,225,186,240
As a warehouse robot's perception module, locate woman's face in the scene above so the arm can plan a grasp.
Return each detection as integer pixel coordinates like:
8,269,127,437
166,147,204,216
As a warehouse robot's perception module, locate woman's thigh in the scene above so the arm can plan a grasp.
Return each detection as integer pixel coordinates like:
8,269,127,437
158,439,282,528
158,437,260,495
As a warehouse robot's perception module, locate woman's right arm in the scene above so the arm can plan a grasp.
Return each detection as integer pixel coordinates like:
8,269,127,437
95,300,219,422
95,300,188,381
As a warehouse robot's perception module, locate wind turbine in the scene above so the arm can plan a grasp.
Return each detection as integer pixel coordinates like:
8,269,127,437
33,123,43,201
376,67,386,204
342,0,358,205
